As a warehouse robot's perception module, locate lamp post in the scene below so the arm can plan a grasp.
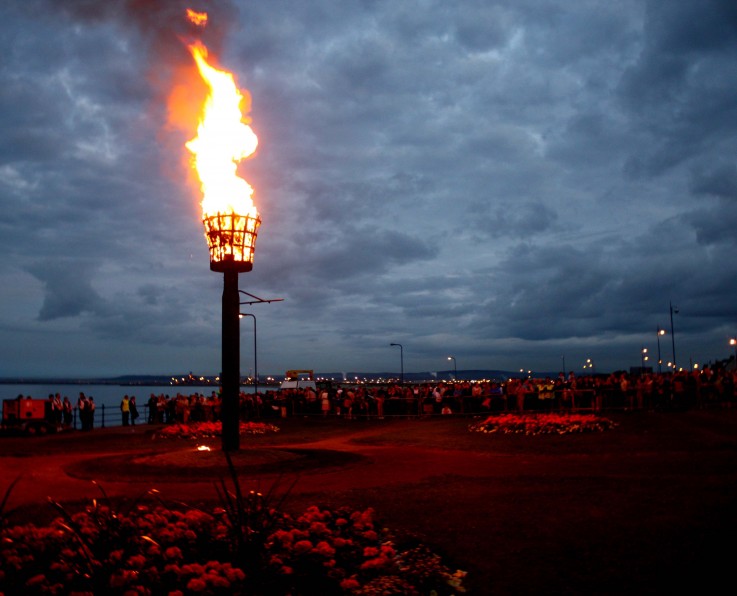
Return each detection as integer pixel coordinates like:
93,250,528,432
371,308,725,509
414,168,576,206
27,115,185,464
390,343,404,385
656,327,666,374
641,347,648,371
669,301,678,370
238,291,283,399
239,313,257,398
448,356,457,381
730,338,737,369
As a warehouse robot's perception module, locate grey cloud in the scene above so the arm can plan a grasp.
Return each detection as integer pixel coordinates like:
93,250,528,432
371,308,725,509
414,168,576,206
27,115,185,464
2,1,737,376
467,200,558,239
691,162,737,200
29,261,107,320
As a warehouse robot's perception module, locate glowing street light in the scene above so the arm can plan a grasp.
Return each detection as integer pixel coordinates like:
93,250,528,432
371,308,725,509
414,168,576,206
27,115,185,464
730,338,737,368
656,327,666,374
641,347,649,370
448,356,457,380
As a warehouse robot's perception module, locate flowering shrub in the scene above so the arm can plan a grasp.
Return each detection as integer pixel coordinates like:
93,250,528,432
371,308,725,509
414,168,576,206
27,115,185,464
469,412,617,435
261,505,466,594
0,502,466,594
156,420,280,440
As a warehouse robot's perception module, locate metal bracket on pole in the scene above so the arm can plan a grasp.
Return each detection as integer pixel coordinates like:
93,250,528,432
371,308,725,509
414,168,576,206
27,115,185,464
239,291,284,305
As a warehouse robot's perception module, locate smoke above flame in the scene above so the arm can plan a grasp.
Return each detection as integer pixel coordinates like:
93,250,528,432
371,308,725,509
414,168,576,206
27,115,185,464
184,10,259,221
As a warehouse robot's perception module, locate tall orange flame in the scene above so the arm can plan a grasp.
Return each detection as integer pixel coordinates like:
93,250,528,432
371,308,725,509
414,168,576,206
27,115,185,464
185,38,259,223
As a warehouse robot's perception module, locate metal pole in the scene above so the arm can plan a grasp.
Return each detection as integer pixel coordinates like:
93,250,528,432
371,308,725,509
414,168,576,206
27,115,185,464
241,314,258,399
400,345,403,385
390,343,404,385
657,327,663,374
222,270,241,451
669,302,677,370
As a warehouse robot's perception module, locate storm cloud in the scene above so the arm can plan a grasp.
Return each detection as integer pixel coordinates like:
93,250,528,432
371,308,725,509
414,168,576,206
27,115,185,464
1,0,736,377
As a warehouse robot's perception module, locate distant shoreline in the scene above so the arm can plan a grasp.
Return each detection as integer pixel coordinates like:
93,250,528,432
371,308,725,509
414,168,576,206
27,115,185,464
0,379,210,387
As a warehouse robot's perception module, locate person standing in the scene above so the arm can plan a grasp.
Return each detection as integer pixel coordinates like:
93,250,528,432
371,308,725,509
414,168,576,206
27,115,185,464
52,393,63,430
121,395,131,426
88,397,96,429
77,393,88,430
62,396,73,429
320,388,331,416
130,396,139,426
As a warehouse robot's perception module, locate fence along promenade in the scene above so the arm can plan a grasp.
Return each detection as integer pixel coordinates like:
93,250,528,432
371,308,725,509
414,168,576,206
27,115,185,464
9,369,731,433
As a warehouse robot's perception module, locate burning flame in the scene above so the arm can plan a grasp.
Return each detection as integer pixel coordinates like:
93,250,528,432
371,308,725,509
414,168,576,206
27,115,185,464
186,9,208,27
196,445,212,452
183,10,260,267
186,40,259,220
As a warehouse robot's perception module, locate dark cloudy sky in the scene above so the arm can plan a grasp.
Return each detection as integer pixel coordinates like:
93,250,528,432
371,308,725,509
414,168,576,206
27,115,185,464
1,0,736,378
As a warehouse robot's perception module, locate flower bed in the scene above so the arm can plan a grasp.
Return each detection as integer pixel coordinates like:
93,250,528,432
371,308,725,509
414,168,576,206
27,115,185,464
155,420,280,440
0,500,466,594
468,412,617,435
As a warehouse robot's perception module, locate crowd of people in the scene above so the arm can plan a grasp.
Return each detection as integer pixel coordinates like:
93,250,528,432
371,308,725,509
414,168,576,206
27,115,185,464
279,366,737,418
18,365,737,431
40,392,96,431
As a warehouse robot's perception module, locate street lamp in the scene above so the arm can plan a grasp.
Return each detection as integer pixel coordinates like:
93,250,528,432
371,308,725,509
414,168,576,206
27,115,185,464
239,292,284,400
448,356,457,380
641,347,649,370
390,343,404,385
656,327,666,374
730,338,737,368
669,301,679,370
239,313,257,398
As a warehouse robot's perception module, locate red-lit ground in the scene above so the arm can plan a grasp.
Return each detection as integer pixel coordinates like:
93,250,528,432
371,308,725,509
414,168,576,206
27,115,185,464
2,411,736,595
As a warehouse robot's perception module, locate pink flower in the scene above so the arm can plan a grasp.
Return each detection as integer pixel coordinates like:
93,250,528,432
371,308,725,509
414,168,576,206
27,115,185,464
341,577,361,590
164,546,183,561
360,556,389,570
293,539,314,555
309,521,330,536
224,566,246,582
313,541,336,557
381,544,396,558
363,546,379,557
127,554,147,569
25,574,47,587
186,577,208,592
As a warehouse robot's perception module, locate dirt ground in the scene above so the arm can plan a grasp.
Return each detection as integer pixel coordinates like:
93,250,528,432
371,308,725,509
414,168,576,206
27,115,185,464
2,410,736,595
